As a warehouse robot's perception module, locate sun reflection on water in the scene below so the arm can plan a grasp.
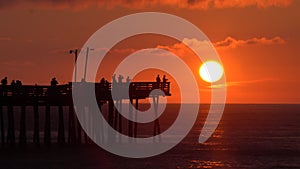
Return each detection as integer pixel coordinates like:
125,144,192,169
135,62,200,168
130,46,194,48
188,160,231,169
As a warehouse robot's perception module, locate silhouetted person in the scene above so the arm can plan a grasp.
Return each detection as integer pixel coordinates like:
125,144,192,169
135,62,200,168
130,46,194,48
156,75,161,89
100,77,105,84
1,77,7,86
11,80,16,86
105,80,110,89
118,75,123,84
163,75,168,83
112,74,117,84
126,76,131,83
16,80,22,87
51,77,58,86
1,76,8,96
112,74,117,92
100,77,105,87
10,80,16,95
156,75,161,83
125,76,131,92
162,75,168,89
48,78,59,97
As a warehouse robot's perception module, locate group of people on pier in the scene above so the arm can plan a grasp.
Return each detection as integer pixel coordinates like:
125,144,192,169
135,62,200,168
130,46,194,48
156,74,169,90
1,77,23,87
1,77,23,96
112,74,131,85
156,75,168,83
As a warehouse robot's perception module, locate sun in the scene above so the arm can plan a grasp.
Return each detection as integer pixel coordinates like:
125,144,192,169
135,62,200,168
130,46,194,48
199,61,224,83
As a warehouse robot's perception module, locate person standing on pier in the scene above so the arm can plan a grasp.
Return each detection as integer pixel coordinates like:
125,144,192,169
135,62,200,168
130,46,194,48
126,76,131,91
11,80,16,86
100,77,109,90
10,80,16,96
156,75,161,83
112,74,117,89
163,75,168,83
16,80,22,87
126,76,131,84
49,77,59,96
100,77,105,88
1,77,7,86
118,75,124,84
51,77,58,86
105,80,110,90
1,76,8,96
156,75,161,89
162,75,168,89
112,74,117,84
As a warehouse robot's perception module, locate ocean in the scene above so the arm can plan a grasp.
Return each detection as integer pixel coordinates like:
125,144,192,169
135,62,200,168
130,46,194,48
0,104,299,169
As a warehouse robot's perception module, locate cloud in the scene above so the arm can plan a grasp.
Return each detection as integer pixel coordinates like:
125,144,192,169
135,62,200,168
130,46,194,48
214,36,286,49
157,42,192,58
109,48,136,55
0,0,93,10
0,37,12,41
0,0,293,10
212,0,292,8
49,35,286,61
156,36,286,58
208,78,278,89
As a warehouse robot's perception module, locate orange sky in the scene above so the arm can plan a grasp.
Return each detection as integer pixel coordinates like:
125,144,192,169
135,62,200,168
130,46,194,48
0,0,299,103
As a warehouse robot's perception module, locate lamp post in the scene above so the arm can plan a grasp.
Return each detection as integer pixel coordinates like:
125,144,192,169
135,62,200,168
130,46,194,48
69,49,78,82
70,47,94,82
83,47,94,82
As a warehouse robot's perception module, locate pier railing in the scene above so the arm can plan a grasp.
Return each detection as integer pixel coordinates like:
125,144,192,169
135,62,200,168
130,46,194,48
0,82,171,104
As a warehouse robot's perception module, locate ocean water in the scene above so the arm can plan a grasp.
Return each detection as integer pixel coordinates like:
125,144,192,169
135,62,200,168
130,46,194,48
0,104,300,169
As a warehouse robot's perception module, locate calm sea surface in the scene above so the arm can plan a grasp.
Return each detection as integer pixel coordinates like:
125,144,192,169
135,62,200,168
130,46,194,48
0,104,299,169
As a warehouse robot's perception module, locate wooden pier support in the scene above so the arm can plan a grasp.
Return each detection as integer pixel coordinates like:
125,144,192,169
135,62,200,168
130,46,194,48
44,105,51,146
57,106,65,144
134,99,138,138
108,99,114,143
98,105,104,143
19,105,27,146
84,107,89,144
0,106,4,146
87,107,92,144
117,100,122,134
76,118,82,144
7,105,15,146
153,96,161,141
116,100,122,142
113,105,118,130
83,107,88,144
33,104,40,145
128,99,133,138
68,105,76,144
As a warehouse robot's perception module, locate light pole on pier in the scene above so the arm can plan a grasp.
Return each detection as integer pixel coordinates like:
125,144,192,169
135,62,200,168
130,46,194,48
69,49,78,82
83,47,94,82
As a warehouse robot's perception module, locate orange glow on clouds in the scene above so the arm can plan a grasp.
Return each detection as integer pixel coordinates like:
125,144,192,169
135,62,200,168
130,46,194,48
0,0,293,10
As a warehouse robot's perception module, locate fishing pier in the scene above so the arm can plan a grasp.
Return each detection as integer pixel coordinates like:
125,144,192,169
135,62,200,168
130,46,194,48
0,81,171,147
